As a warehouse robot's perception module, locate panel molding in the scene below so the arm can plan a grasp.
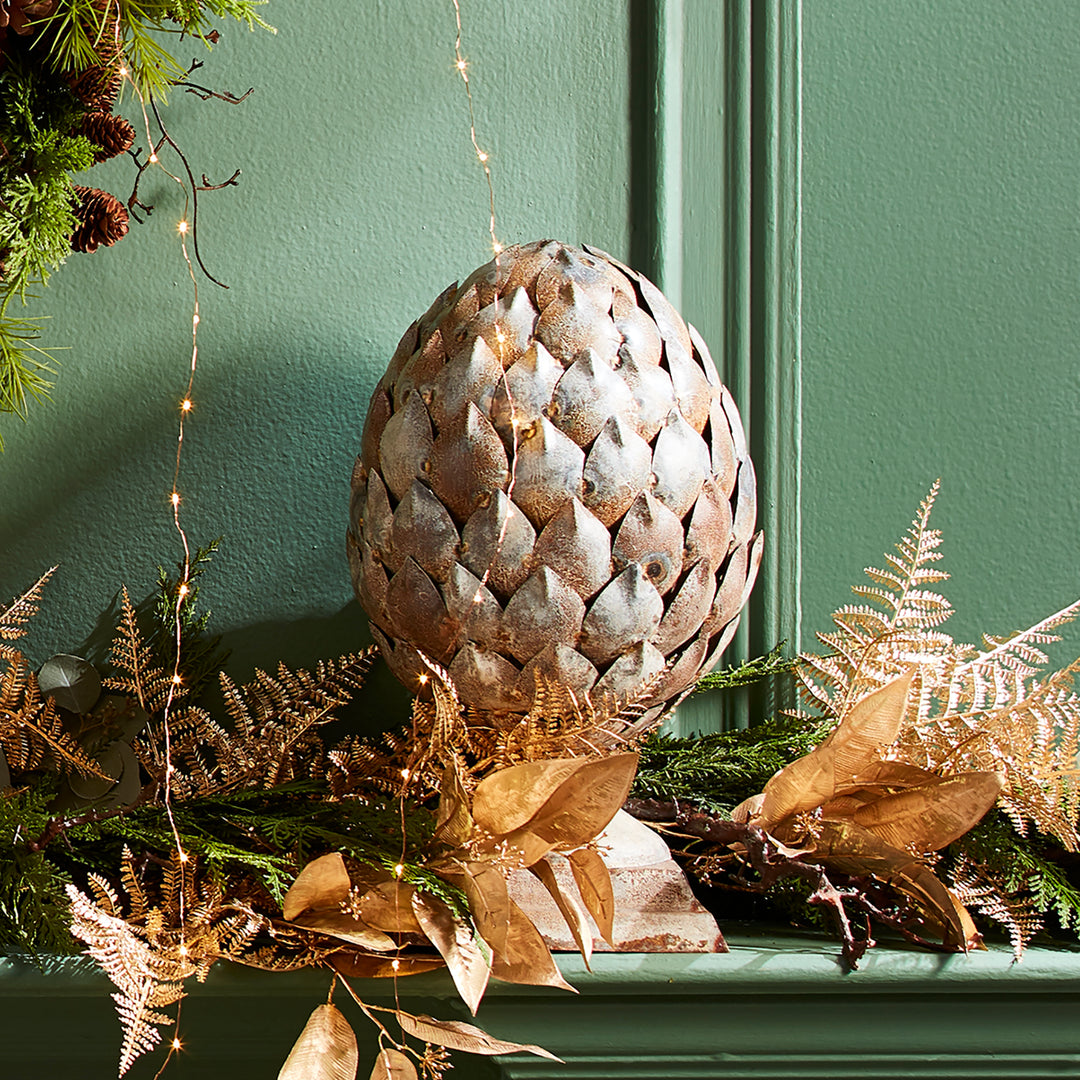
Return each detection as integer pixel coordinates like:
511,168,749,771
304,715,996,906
634,1,803,731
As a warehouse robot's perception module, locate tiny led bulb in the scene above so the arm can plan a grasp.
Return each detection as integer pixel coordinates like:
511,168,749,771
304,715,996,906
417,673,429,685
394,864,404,878
118,66,129,78
181,399,193,412
492,241,504,255
192,313,200,326
178,583,190,598
401,768,410,781
149,153,158,163
171,1038,182,1051
170,492,181,507
456,59,468,72
177,220,189,234
477,151,489,163
178,851,189,863
178,943,188,956
391,958,401,971
172,674,183,685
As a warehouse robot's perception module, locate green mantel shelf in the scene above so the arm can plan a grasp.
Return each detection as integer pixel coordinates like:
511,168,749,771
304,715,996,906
4,932,1080,1079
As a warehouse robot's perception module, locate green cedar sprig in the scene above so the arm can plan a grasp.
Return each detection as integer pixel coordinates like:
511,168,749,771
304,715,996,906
631,715,830,815
692,643,795,694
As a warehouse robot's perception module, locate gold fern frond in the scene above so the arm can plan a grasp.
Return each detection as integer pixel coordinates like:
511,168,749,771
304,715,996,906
0,568,57,656
949,853,1044,961
103,588,175,715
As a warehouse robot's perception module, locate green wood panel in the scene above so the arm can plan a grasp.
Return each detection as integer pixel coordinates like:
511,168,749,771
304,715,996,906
5,939,1080,1078
799,0,1080,656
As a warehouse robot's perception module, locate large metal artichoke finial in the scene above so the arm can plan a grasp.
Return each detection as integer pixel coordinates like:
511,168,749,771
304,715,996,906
348,240,760,724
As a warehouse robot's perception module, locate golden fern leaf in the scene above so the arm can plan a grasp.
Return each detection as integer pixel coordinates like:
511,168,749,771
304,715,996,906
949,853,1044,961
0,654,108,778
0,567,56,656
103,588,175,715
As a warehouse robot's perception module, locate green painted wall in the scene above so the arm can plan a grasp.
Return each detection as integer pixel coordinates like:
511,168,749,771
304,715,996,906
0,2,632,687
800,0,1080,656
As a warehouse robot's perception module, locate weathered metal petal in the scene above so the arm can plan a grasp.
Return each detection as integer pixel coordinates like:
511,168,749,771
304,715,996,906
502,566,586,664
592,641,667,701
654,559,717,655
460,490,537,601
371,625,427,694
708,393,739,498
665,345,714,434
612,290,662,367
651,410,711,519
512,416,585,528
703,541,749,636
363,470,396,567
379,390,434,501
645,629,710,708
720,384,749,460
417,280,461,338
535,245,635,310
490,340,562,444
442,563,503,651
549,347,637,446
531,497,612,601
611,491,685,596
582,415,652,527
360,388,393,476
458,253,513,309
635,272,693,359
535,282,622,365
385,557,456,659
357,538,391,635
688,323,720,386
429,402,510,523
380,319,420,393
437,282,482,352
504,238,562,299
580,566,664,665
731,457,758,547
455,287,537,366
701,615,744,681
389,480,460,583
618,352,676,442
448,643,525,712
429,336,503,430
684,476,734,571
516,643,599,703
394,328,447,408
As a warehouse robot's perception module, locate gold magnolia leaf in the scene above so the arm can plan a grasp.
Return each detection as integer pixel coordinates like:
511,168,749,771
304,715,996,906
369,1048,417,1080
812,818,975,949
434,759,473,848
283,853,353,921
472,758,592,835
524,754,640,851
852,771,1005,852
529,856,593,968
410,892,491,1016
278,1004,359,1080
395,1011,562,1062
329,953,445,980
843,760,943,791
490,898,577,992
567,846,615,947
760,672,913,824
290,911,398,952
358,882,424,935
438,860,511,955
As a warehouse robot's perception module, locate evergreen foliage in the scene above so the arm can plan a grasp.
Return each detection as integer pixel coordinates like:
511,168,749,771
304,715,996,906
632,715,830,815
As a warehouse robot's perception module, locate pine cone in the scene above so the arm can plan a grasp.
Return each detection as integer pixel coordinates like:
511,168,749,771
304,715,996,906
77,111,135,163
71,186,129,253
68,63,123,112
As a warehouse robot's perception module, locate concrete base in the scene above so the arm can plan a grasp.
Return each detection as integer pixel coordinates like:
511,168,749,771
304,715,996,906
507,810,726,953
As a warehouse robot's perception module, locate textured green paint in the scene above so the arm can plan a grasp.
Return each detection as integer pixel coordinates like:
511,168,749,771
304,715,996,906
0,2,631,685
800,0,1080,655
4,938,1080,1078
